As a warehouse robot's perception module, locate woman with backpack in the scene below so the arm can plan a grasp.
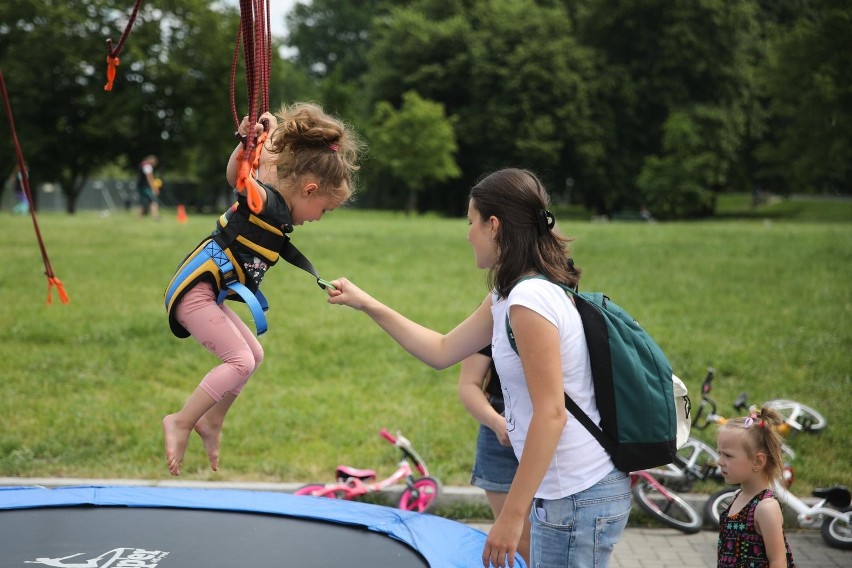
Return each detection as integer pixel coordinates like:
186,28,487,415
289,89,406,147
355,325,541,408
326,168,631,567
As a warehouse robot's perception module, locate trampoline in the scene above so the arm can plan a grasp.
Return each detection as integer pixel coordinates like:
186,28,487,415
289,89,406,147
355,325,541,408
0,485,525,567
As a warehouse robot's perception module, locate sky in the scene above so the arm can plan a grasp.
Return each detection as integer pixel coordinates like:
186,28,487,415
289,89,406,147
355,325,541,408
222,0,300,38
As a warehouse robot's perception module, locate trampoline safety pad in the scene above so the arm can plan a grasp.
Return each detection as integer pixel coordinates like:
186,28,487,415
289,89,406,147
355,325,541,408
0,485,525,568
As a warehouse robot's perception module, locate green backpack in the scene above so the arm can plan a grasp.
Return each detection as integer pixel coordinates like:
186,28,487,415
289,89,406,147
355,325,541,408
506,276,690,472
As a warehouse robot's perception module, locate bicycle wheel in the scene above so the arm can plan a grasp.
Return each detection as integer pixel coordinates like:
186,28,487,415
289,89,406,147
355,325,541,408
764,399,827,432
703,487,738,527
821,506,852,550
399,477,441,513
631,476,703,533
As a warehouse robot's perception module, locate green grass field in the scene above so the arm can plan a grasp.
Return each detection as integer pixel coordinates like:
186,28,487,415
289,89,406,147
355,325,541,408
1,201,850,499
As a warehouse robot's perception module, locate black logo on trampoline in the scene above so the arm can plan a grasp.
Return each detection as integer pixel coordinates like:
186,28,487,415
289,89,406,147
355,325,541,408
25,548,169,567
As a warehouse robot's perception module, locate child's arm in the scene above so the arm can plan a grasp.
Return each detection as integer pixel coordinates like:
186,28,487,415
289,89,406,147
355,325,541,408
458,353,510,446
754,498,788,568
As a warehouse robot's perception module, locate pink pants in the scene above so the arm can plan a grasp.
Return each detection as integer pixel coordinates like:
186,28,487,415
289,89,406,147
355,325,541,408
175,281,264,401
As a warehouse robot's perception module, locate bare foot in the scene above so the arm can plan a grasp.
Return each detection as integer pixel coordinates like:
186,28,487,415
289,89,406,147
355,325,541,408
194,418,222,472
162,414,192,476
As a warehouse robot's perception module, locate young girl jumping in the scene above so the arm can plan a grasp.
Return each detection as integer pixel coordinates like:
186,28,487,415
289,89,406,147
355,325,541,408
716,406,796,567
162,102,363,476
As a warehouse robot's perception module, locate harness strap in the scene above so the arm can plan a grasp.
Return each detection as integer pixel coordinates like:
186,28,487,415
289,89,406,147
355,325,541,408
165,240,269,335
281,237,322,283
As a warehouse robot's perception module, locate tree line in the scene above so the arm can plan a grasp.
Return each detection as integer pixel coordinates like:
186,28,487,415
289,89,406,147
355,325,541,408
1,0,849,217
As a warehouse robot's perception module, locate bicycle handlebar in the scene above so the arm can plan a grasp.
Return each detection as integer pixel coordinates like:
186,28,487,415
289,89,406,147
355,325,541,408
378,428,431,477
692,367,718,429
379,428,397,444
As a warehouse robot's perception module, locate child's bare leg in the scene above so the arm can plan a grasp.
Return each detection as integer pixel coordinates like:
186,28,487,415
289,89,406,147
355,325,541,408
194,393,237,471
163,386,216,476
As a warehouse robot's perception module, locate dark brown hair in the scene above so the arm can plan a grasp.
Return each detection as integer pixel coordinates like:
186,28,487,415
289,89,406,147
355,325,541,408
469,168,580,298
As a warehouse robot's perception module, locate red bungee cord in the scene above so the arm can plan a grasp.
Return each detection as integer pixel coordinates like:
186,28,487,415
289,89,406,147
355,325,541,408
0,69,69,304
104,1,272,213
231,0,272,214
103,0,146,91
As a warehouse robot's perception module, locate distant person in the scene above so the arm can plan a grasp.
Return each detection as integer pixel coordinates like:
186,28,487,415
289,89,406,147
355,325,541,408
458,345,531,566
716,406,796,567
326,168,631,567
162,103,364,476
136,155,160,220
7,162,29,215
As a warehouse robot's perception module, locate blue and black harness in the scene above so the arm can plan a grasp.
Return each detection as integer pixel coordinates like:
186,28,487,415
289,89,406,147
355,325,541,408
164,199,327,338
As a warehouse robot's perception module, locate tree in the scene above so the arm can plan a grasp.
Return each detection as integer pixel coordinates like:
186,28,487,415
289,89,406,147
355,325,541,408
365,0,596,214
573,0,761,216
367,91,461,214
0,0,295,212
753,0,852,194
286,0,394,82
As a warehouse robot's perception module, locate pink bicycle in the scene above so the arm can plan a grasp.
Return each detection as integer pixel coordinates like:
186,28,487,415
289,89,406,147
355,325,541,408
294,428,441,513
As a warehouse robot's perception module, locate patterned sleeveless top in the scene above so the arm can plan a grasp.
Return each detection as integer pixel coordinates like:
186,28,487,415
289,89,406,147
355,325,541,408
717,489,795,567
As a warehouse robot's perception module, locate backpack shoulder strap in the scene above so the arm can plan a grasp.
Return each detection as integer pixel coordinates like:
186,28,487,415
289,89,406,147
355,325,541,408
503,276,616,455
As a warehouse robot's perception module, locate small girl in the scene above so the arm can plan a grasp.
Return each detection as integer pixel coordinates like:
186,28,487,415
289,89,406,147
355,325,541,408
716,406,796,567
162,102,363,476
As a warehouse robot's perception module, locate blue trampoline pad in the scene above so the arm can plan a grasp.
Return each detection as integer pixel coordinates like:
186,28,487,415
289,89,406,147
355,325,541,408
0,485,525,568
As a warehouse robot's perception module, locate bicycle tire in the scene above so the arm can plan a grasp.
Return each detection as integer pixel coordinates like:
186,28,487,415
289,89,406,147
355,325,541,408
764,399,827,432
399,476,441,513
631,477,703,533
820,506,852,550
703,487,738,527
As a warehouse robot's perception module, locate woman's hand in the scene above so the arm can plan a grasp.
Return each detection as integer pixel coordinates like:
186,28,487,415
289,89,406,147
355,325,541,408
491,419,512,447
325,277,373,311
482,512,522,568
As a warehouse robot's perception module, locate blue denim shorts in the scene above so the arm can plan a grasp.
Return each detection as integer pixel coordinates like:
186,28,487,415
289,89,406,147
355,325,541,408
470,421,519,493
530,468,631,567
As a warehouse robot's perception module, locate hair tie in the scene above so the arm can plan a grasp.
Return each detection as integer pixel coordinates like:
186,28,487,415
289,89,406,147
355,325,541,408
329,143,340,152
535,209,555,236
744,412,764,429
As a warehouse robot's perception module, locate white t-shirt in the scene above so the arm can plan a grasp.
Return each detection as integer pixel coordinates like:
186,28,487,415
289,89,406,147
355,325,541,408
491,278,614,499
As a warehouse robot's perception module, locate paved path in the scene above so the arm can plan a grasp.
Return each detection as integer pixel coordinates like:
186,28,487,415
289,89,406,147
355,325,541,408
467,523,850,567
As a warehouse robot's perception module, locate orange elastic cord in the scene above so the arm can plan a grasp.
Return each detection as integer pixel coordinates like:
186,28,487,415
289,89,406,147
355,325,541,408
104,55,120,92
235,128,269,214
235,157,263,214
46,276,70,305
251,130,269,170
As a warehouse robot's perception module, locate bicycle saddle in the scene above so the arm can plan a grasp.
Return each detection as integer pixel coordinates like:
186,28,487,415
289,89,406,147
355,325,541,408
812,486,851,508
336,466,377,481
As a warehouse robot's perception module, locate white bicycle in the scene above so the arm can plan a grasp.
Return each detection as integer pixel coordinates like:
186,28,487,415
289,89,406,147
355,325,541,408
648,369,825,490
704,484,852,550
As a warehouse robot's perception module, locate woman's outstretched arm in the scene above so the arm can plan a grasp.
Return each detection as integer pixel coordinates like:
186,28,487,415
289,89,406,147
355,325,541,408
327,278,493,370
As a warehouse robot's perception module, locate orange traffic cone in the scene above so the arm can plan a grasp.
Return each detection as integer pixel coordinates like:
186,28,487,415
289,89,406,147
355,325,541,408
176,204,187,223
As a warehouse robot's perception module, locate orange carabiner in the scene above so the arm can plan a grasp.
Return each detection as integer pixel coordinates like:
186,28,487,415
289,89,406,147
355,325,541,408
104,55,120,91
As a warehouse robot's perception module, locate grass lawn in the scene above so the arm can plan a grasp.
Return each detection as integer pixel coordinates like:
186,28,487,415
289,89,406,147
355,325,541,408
1,201,849,499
